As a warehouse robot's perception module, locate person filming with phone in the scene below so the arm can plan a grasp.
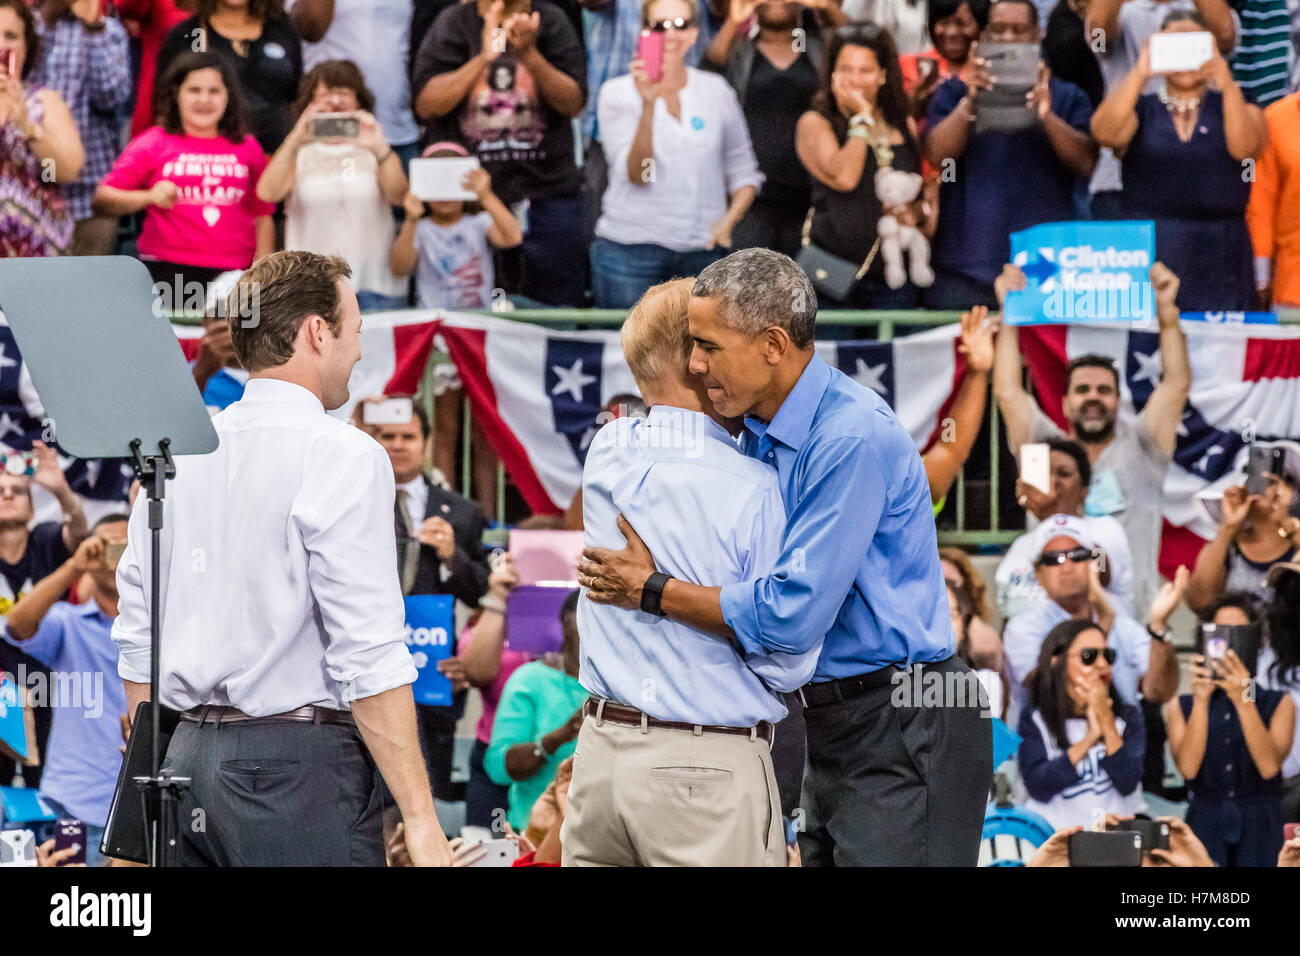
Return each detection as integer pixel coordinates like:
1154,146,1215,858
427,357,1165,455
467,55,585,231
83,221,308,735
589,0,762,308
1165,592,1296,867
257,60,410,311
0,0,84,257
1090,11,1266,311
1185,441,1300,613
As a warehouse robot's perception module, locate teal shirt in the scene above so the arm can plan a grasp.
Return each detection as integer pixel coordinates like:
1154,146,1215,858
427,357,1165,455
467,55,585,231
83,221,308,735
484,661,588,830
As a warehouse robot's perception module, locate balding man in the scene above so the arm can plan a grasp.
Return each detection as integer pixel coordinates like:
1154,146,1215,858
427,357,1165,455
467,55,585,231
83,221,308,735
580,249,993,866
564,279,817,868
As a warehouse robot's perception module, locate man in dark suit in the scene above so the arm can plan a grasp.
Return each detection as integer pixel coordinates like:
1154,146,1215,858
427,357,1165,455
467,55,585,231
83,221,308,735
372,396,492,804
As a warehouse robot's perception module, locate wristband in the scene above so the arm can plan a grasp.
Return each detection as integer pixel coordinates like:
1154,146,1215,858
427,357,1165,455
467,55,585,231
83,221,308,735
478,594,506,614
1147,624,1167,643
376,147,395,165
640,571,671,618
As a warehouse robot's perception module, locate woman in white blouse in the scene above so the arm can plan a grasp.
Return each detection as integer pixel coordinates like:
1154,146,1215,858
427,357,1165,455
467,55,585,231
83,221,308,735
591,0,763,309
257,59,409,310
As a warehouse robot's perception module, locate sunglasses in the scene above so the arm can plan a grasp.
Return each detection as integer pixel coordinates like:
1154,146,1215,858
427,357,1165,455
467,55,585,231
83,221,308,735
645,16,694,31
1079,647,1117,666
1036,546,1098,568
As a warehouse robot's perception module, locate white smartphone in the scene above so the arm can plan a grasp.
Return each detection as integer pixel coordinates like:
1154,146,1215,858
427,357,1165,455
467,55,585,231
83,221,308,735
462,838,521,868
362,397,414,426
1020,442,1052,495
409,156,480,202
1148,31,1213,74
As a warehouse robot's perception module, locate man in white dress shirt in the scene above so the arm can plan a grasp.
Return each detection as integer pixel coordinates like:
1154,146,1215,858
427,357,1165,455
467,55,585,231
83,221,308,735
564,279,817,867
113,251,452,867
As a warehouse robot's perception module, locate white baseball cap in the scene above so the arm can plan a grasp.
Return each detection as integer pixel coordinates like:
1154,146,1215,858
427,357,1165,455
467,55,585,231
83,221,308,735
1033,513,1095,556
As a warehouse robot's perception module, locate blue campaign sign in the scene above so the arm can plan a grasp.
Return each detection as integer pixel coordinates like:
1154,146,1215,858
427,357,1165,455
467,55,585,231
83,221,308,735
1004,220,1156,326
0,677,27,760
404,595,456,707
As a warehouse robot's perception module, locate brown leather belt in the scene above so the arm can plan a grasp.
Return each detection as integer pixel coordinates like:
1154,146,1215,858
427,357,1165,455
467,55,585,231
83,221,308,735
180,704,356,728
585,697,773,744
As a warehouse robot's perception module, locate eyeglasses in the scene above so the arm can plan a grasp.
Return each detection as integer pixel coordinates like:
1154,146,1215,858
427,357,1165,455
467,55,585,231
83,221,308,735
1079,647,1116,666
1035,547,1098,568
645,16,694,31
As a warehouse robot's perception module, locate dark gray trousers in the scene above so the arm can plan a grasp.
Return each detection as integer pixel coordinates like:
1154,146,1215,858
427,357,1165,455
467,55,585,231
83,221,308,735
798,656,993,866
163,718,385,866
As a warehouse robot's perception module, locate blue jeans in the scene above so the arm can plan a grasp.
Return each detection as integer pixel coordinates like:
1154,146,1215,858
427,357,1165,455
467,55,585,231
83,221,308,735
355,289,409,311
41,796,106,867
590,238,725,309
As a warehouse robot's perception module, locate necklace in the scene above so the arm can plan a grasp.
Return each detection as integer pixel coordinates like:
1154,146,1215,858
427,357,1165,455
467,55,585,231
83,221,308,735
1158,89,1201,115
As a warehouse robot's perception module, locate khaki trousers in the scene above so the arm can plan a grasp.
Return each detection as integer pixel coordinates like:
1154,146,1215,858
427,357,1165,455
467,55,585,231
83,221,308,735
561,704,786,867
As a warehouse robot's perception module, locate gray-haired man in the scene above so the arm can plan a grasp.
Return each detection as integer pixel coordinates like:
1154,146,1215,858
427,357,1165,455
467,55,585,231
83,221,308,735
580,249,992,866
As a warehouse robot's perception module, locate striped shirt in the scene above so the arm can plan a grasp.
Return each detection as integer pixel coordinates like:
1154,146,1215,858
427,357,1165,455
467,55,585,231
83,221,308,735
1230,0,1293,107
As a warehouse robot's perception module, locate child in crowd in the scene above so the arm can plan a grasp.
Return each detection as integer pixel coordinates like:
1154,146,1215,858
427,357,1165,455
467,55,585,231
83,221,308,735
390,143,522,515
390,142,522,310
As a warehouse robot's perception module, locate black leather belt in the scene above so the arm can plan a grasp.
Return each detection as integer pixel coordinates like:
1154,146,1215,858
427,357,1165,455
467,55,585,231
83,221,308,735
585,698,774,743
180,704,355,728
795,665,905,708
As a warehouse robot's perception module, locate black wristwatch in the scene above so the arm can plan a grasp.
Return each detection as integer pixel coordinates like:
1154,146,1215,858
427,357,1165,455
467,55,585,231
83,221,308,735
640,571,671,618
1147,624,1168,643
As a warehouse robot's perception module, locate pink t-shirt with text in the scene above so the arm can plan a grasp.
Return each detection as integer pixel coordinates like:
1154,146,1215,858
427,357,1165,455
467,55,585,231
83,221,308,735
102,127,274,269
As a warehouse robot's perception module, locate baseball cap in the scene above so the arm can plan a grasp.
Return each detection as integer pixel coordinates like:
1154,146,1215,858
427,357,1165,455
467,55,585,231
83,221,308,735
1032,513,1095,555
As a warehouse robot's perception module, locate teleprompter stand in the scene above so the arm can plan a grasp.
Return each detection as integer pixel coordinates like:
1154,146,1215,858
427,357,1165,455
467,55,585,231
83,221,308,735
0,256,219,866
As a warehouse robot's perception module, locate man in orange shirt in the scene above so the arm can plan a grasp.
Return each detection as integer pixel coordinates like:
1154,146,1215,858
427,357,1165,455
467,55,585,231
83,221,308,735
1247,92,1300,309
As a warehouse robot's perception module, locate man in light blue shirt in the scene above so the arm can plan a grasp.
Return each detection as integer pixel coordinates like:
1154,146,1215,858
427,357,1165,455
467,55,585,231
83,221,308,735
564,278,816,867
580,249,993,865
4,514,130,866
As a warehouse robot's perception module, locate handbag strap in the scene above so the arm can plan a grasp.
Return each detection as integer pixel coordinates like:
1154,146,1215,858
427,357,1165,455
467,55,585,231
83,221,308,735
801,206,883,280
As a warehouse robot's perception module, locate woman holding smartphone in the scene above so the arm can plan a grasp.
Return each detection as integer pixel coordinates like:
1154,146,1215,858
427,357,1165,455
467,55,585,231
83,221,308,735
589,0,763,309
1165,593,1295,867
94,52,275,294
1090,11,1267,311
0,0,84,256
257,60,409,310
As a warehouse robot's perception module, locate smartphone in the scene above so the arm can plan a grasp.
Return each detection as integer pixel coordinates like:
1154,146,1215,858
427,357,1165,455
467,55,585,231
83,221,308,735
1,452,37,477
1285,823,1300,842
1020,442,1052,496
1245,445,1286,496
638,29,664,84
1113,816,1170,852
0,829,36,868
361,397,414,426
916,55,940,81
1068,829,1143,867
1198,621,1262,677
312,112,360,140
1148,31,1214,74
53,818,86,866
462,838,521,867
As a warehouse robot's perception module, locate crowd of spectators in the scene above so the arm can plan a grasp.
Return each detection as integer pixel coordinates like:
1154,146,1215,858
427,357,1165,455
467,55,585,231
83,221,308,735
7,0,1300,870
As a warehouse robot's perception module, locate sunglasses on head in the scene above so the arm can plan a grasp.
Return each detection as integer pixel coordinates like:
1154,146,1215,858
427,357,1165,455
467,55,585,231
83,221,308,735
645,15,694,31
1036,546,1097,568
1079,647,1116,666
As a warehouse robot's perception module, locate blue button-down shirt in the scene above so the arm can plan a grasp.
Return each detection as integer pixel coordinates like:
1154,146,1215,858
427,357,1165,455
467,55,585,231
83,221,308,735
5,599,124,827
719,354,954,681
578,405,819,725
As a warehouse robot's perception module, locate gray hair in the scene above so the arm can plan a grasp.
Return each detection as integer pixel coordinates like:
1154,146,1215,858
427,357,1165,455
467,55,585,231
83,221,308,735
691,249,817,348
